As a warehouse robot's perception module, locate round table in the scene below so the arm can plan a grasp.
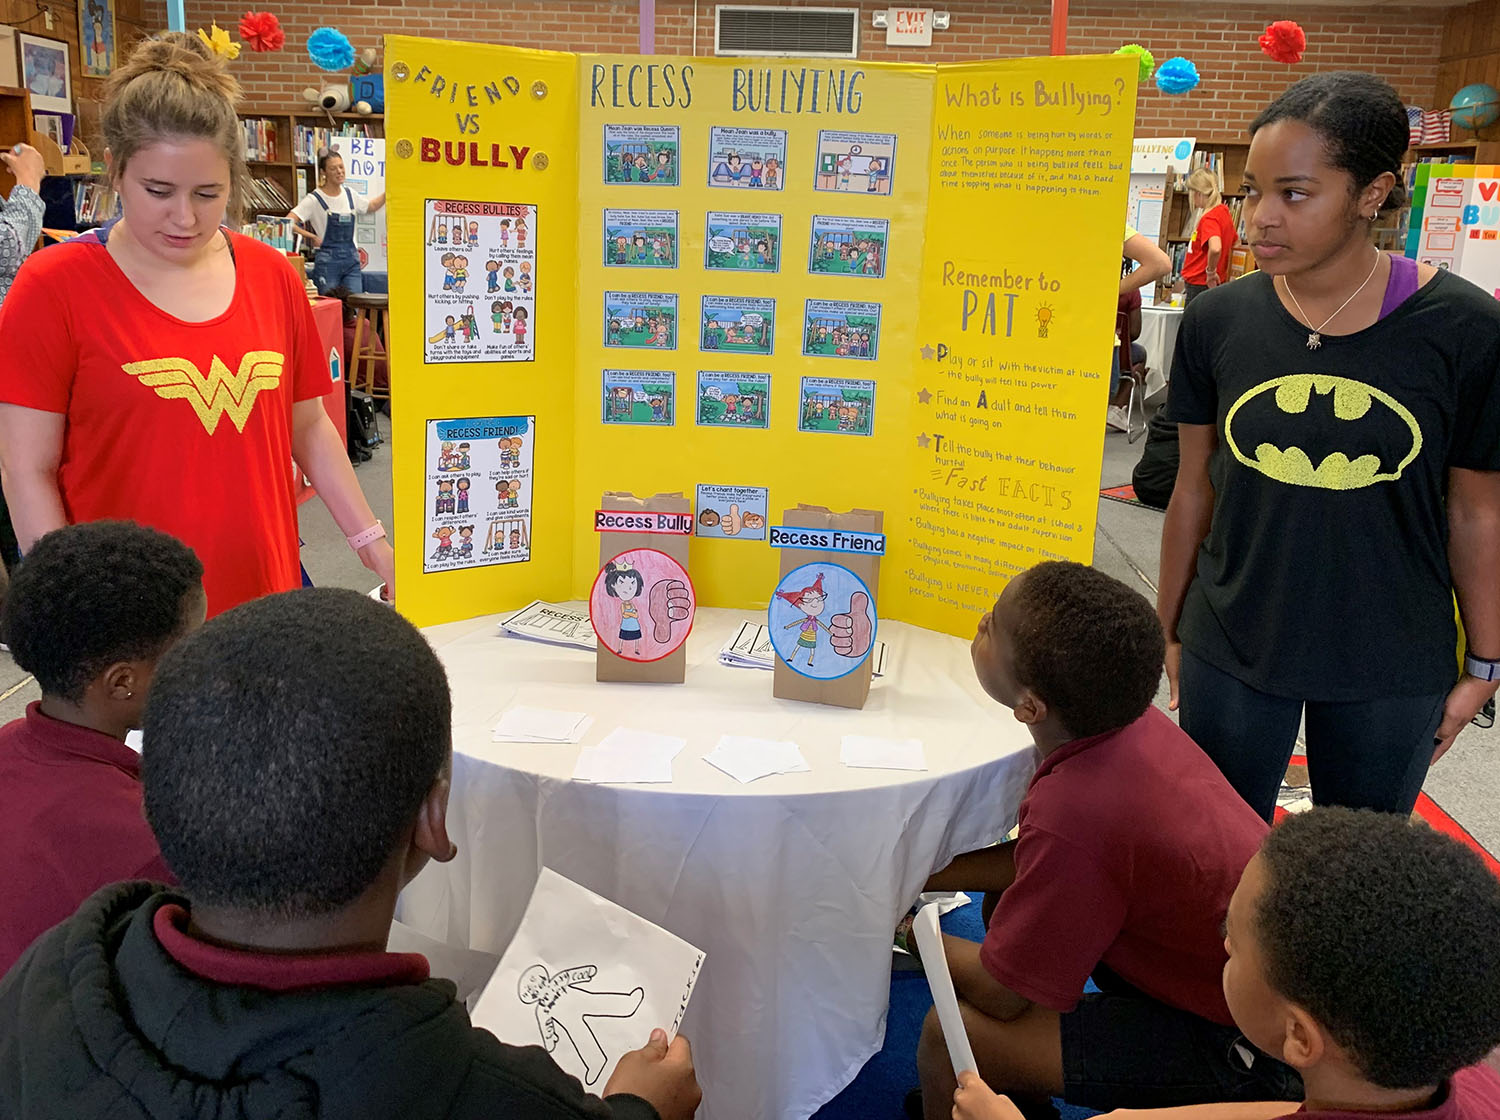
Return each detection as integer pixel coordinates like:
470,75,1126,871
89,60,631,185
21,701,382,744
397,606,1036,1120
1139,303,1184,397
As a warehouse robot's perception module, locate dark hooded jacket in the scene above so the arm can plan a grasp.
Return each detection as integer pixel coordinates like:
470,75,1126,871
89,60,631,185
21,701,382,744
0,883,659,1120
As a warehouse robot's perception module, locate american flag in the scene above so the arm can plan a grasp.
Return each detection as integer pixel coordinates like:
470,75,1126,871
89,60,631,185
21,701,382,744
1408,106,1424,148
1419,108,1452,146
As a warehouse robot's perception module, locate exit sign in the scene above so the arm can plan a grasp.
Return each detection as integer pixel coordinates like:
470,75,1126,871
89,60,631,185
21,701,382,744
886,7,934,46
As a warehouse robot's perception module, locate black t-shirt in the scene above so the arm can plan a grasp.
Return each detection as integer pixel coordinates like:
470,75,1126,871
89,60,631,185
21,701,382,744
1167,269,1500,700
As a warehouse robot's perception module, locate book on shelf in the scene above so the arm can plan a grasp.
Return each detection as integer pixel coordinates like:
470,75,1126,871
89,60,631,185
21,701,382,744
241,117,281,163
244,214,296,252
246,175,293,212
294,121,377,164
73,180,120,224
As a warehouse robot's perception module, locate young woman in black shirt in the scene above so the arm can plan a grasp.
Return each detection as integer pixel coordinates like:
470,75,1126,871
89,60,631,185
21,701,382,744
1159,72,1500,819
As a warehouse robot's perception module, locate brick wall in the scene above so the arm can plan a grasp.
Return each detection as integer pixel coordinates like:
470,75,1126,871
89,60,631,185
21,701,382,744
174,0,1443,133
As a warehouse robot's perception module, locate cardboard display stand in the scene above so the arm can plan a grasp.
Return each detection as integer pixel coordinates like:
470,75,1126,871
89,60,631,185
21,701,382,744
771,505,883,710
594,491,693,684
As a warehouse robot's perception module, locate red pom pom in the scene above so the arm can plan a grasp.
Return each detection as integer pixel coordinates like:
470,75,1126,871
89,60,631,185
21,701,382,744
238,11,285,53
1259,20,1306,64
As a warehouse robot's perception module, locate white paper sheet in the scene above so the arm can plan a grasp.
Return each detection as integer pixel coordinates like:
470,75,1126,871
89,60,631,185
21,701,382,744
573,728,687,784
839,735,927,771
499,600,598,650
471,868,705,1088
493,705,593,743
913,902,978,1077
702,735,810,784
719,620,889,676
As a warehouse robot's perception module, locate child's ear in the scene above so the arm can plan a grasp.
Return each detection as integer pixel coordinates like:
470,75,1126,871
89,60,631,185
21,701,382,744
1279,1004,1328,1071
1012,689,1047,726
100,661,139,702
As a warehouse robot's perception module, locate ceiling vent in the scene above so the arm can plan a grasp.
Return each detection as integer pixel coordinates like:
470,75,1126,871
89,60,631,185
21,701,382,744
715,6,860,58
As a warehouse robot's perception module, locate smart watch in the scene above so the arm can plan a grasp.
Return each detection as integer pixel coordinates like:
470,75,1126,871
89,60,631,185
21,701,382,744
1463,653,1500,682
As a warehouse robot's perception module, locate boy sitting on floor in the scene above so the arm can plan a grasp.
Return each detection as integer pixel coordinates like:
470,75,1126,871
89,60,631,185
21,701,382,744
910,561,1301,1120
0,587,700,1120
951,807,1500,1120
0,520,203,975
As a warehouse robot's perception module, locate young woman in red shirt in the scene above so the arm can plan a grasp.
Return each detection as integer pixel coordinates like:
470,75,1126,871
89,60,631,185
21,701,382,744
0,34,394,616
1180,166,1238,306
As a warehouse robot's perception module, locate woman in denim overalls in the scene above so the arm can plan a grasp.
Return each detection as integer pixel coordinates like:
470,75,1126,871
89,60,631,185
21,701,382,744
288,150,385,295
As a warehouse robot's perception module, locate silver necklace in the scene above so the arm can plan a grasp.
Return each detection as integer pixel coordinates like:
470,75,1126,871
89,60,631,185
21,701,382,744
1280,248,1383,350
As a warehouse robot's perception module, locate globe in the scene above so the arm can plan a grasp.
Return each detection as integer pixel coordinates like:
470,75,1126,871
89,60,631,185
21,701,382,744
1449,83,1500,132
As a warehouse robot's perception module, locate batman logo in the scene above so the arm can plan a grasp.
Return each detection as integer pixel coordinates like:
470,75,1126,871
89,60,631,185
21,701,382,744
1224,374,1423,490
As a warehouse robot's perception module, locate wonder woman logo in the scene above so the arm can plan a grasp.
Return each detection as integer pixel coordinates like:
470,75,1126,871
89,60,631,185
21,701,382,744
122,351,284,436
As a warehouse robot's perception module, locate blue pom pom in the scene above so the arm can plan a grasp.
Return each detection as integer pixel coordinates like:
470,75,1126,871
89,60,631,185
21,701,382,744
307,27,355,72
1155,56,1200,96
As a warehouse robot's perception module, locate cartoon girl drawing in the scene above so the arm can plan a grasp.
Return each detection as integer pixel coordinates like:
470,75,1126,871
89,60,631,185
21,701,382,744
457,525,475,558
499,218,511,247
513,306,529,345
603,560,645,657
764,157,779,189
652,149,674,183
456,477,471,513
515,217,528,249
467,220,480,248
775,573,831,667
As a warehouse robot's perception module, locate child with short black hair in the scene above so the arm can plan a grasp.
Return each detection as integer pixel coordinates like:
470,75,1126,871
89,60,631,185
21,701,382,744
911,561,1297,1120
0,520,204,975
0,587,700,1120
952,807,1500,1120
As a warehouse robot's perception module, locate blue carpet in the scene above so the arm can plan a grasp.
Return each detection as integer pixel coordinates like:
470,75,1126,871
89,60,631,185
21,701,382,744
813,901,1099,1120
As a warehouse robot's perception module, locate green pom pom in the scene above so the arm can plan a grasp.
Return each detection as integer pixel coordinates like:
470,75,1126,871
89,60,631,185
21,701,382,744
1116,44,1156,82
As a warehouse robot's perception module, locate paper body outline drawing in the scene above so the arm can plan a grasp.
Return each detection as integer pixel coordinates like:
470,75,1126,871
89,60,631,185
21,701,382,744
769,561,878,680
471,868,706,1091
519,962,646,1085
588,547,696,663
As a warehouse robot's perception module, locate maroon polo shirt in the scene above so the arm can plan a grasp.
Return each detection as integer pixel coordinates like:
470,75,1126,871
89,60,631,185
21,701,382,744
0,702,175,975
153,903,430,990
980,706,1267,1025
1280,1065,1500,1120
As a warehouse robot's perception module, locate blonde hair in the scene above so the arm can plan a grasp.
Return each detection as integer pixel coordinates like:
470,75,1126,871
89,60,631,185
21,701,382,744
1185,167,1221,209
101,32,246,220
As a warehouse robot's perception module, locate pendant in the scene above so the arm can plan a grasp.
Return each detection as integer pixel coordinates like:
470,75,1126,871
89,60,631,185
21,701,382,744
1306,332,1322,351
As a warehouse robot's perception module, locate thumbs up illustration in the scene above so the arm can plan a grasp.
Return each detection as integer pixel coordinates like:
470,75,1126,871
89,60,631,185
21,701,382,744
829,591,873,659
721,503,743,536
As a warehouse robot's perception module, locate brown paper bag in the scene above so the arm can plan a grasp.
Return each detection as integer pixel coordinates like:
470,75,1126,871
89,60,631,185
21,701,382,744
595,491,693,684
771,504,883,710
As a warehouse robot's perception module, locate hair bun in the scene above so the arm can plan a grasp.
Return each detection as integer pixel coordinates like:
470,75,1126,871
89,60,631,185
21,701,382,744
107,30,241,106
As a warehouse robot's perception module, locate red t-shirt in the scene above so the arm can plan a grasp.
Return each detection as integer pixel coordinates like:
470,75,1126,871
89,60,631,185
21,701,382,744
0,228,333,617
979,706,1268,1024
0,703,175,975
1280,1065,1500,1120
1182,203,1237,286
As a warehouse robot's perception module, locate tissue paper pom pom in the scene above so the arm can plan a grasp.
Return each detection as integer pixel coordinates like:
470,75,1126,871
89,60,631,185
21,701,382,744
196,23,241,60
238,11,285,53
1155,56,1200,96
1115,44,1155,82
1259,20,1306,64
307,27,355,72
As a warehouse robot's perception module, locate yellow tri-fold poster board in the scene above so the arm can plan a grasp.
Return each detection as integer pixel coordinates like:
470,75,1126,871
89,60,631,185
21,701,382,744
385,37,1135,634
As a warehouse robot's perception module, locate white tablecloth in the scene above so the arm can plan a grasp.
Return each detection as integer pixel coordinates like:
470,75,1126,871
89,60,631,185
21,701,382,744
397,607,1036,1120
1139,304,1184,387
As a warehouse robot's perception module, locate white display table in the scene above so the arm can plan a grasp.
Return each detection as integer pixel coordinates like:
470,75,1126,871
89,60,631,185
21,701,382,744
397,607,1036,1120
1140,303,1184,392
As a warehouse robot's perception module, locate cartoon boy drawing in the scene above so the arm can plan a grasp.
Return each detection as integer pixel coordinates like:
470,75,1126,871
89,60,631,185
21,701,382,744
492,300,507,333
486,259,501,292
519,260,533,294
443,315,456,342
440,253,456,291
503,265,516,292
613,234,629,265
467,220,480,248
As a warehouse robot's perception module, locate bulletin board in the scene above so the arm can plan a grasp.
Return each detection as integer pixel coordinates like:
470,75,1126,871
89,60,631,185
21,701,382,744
1407,163,1500,296
385,38,1136,634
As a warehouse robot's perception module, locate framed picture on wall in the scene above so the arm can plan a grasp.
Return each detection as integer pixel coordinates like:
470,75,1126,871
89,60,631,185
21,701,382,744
77,0,116,77
17,33,71,114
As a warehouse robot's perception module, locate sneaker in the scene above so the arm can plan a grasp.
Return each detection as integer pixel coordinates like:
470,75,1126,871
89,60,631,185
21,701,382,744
1105,405,1129,432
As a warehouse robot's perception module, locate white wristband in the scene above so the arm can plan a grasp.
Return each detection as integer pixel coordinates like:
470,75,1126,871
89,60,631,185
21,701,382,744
346,521,386,550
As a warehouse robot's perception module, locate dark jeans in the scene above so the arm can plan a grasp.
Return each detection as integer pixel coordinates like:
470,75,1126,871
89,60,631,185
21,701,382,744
1178,647,1446,820
1183,282,1210,307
